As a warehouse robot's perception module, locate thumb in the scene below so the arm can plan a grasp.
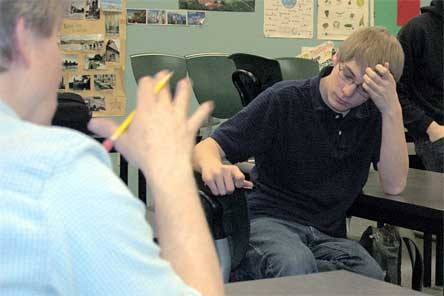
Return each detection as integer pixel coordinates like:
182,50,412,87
242,180,254,189
87,118,119,138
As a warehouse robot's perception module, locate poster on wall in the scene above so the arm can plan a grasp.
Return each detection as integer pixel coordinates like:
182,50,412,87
179,0,255,12
60,0,127,117
317,0,372,40
264,0,314,39
297,41,335,69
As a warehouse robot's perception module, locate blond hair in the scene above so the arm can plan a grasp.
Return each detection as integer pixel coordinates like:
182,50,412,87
0,0,66,72
338,27,405,81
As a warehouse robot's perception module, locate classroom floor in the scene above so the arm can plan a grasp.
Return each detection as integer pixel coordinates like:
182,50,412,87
348,217,443,296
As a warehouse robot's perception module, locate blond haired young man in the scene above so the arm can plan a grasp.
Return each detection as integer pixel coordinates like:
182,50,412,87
193,27,408,281
0,0,223,295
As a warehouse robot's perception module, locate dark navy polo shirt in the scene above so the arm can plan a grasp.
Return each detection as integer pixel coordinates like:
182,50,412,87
212,66,382,237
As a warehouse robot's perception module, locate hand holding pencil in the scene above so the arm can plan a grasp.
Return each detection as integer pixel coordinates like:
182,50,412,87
102,71,174,152
88,71,213,176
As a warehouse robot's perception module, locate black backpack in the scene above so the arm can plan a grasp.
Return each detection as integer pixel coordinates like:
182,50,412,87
52,92,92,134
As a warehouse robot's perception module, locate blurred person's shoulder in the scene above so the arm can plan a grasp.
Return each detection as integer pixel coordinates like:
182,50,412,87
1,121,110,175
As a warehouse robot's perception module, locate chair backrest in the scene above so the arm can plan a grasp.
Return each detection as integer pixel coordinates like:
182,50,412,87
130,53,187,95
185,53,243,119
52,92,92,135
232,69,261,106
276,57,320,81
229,53,282,91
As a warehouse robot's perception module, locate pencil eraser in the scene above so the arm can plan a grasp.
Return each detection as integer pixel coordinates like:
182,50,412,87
102,139,113,152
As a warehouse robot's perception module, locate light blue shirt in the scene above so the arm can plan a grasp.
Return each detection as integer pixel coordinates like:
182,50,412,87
0,100,199,295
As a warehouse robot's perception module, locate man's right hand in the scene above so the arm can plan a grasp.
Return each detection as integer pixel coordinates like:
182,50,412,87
201,163,253,196
88,72,212,181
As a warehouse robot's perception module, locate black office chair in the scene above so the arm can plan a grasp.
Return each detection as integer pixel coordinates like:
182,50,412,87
194,172,250,283
51,93,129,189
229,53,283,91
52,92,92,134
231,69,261,106
229,53,281,107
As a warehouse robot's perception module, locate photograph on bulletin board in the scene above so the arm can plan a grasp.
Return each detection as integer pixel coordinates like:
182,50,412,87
179,0,255,12
60,0,127,117
188,11,206,25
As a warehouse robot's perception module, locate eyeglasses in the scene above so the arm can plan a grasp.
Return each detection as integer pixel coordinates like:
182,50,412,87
338,63,369,98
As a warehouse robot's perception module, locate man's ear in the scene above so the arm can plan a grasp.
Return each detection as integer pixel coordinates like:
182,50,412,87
12,17,32,68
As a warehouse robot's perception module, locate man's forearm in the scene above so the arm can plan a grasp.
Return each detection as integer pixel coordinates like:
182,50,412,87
193,137,225,172
378,106,409,195
148,165,224,296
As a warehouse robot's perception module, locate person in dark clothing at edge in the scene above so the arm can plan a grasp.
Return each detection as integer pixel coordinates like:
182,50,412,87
397,0,443,173
193,27,409,281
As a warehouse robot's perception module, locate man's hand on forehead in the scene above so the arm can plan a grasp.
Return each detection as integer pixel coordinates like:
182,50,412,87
362,62,399,114
365,63,393,81
374,62,391,77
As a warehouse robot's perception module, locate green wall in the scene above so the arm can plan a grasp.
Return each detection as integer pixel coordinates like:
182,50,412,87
375,0,431,35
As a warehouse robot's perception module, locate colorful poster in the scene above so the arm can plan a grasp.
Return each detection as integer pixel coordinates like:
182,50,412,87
264,0,314,39
297,41,335,69
317,0,372,40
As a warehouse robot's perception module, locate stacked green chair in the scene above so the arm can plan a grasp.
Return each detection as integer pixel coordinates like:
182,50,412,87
276,57,320,81
185,53,243,119
130,53,187,95
129,54,188,204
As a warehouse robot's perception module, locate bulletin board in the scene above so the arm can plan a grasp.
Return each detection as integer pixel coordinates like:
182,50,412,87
59,0,126,117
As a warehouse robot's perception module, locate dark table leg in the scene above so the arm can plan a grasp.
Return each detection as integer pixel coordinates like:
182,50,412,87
119,154,128,185
424,232,433,287
138,169,147,205
436,232,443,286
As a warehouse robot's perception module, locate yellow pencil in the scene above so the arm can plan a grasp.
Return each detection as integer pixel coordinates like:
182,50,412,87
102,71,174,151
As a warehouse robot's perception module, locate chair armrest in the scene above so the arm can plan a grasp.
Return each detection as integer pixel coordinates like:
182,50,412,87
198,189,225,239
194,172,250,271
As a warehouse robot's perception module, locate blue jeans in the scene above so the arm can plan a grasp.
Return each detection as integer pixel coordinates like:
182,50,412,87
415,137,444,173
234,217,384,281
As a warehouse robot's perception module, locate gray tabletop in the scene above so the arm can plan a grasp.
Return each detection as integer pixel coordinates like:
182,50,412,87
363,168,444,212
360,168,444,288
225,270,427,295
